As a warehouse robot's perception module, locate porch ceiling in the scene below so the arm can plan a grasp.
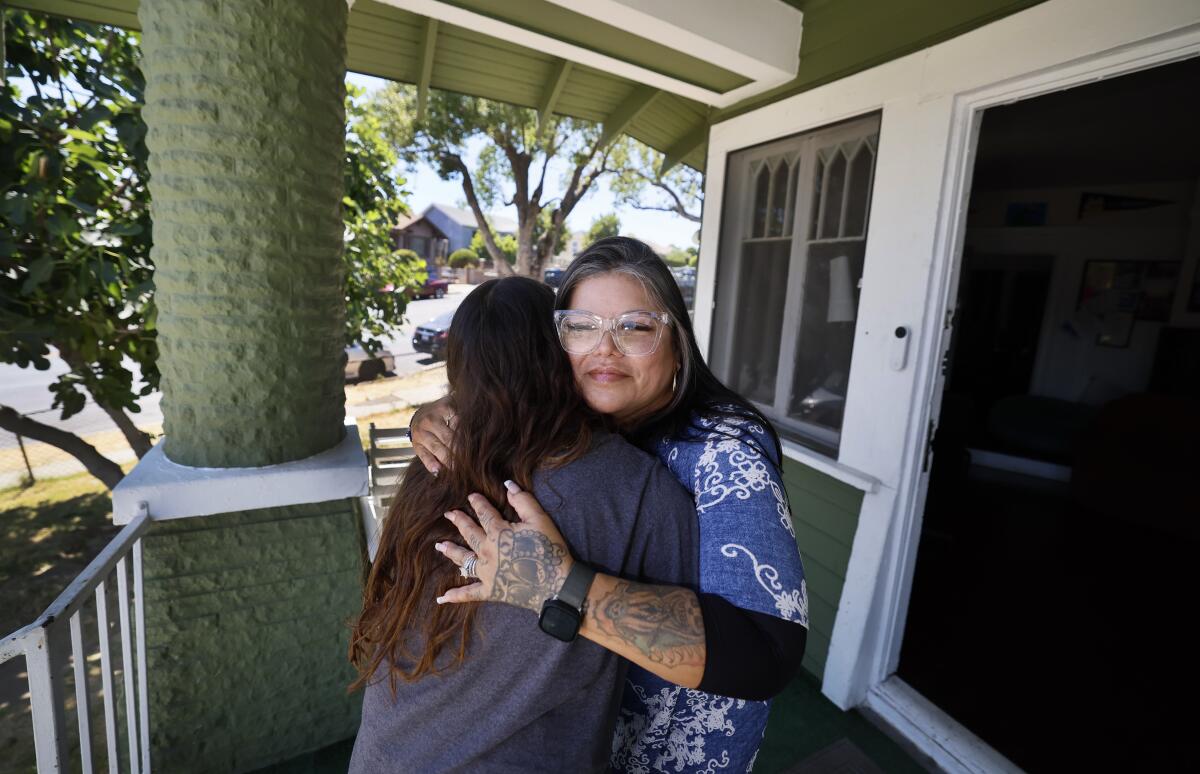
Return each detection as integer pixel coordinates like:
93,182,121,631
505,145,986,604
8,0,807,172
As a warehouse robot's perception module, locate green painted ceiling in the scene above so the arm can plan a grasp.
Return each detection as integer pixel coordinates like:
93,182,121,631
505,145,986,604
7,0,1051,171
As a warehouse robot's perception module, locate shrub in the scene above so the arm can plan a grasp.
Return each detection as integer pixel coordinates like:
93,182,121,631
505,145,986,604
448,248,481,269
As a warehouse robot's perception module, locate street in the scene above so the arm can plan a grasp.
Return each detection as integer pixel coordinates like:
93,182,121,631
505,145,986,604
0,288,466,450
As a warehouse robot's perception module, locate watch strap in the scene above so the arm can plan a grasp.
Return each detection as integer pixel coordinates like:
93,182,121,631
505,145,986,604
555,562,596,612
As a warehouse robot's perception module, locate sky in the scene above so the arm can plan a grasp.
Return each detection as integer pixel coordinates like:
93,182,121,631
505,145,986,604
345,72,698,250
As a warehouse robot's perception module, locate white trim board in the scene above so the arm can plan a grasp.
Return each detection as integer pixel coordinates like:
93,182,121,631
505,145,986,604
968,448,1071,483
111,420,369,524
782,440,880,494
692,0,1200,760
864,677,1023,774
375,0,801,107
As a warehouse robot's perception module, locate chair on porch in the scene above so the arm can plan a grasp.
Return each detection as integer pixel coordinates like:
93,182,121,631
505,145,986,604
362,423,414,561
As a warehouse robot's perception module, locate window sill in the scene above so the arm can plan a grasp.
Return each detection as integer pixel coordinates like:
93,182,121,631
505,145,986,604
780,439,880,493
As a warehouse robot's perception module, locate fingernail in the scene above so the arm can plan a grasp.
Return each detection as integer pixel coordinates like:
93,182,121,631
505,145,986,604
434,542,445,552
503,479,520,494
444,511,455,521
435,596,446,604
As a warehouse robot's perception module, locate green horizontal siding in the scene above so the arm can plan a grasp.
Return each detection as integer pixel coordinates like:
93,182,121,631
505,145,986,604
782,458,864,679
141,499,367,774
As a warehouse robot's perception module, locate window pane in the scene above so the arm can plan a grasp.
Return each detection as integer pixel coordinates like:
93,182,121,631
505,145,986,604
712,112,880,459
809,158,824,240
728,241,791,403
752,165,770,237
784,161,800,237
787,241,866,449
820,150,847,239
768,161,789,237
843,144,874,238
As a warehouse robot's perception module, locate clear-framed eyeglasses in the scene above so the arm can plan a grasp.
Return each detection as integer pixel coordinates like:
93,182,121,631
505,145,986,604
554,310,672,357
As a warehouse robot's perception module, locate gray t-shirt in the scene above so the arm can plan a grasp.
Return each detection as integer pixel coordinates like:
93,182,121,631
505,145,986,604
348,431,700,773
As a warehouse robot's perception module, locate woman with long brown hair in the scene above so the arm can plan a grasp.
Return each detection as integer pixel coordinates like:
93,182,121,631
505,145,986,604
346,276,698,772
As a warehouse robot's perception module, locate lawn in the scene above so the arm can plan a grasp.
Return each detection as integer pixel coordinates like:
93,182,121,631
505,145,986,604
1,471,125,774
1,472,119,636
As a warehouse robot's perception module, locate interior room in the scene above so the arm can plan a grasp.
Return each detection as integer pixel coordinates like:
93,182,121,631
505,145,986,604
897,55,1200,772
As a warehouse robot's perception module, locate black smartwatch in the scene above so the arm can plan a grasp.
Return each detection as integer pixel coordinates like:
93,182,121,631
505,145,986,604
538,562,596,642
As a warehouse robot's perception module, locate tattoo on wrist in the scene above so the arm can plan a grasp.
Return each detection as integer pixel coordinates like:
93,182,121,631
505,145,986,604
588,582,705,668
489,526,568,612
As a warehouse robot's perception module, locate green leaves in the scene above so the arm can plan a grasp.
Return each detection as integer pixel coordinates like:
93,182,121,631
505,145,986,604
587,213,621,246
2,9,156,419
22,255,56,291
343,84,419,353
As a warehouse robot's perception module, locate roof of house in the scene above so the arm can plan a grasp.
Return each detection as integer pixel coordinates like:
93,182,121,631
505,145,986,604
426,203,518,234
396,204,517,235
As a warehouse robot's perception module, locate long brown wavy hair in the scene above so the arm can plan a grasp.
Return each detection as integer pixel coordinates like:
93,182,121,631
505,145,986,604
348,277,600,697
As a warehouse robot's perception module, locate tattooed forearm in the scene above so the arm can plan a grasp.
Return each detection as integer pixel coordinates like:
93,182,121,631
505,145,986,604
588,581,705,668
488,526,569,612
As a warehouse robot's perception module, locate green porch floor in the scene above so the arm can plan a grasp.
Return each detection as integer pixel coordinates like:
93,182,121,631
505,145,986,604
252,672,928,773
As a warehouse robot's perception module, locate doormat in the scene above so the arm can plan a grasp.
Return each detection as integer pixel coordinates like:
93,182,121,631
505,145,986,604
782,738,887,774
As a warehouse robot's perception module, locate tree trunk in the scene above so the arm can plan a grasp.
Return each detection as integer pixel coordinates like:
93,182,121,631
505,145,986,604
0,404,125,489
100,402,154,458
514,211,538,278
448,154,514,276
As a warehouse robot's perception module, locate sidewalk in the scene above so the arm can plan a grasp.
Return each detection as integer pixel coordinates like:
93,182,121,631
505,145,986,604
0,366,448,489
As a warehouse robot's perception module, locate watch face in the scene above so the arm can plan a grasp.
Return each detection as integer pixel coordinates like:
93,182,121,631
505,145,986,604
539,600,580,642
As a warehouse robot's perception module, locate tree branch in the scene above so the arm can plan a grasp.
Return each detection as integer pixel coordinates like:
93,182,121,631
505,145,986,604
647,181,702,222
99,402,153,458
0,404,125,490
55,343,155,459
447,153,514,276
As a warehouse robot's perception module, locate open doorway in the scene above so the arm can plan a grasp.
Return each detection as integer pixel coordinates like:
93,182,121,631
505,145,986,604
897,56,1200,771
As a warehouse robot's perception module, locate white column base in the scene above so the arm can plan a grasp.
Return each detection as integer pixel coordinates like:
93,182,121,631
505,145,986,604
112,420,368,524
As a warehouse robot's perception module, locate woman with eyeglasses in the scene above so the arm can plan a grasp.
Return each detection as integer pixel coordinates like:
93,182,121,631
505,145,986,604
347,276,699,772
414,237,809,773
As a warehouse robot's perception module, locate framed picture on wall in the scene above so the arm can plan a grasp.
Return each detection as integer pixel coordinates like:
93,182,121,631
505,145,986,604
1076,260,1181,347
1138,261,1181,321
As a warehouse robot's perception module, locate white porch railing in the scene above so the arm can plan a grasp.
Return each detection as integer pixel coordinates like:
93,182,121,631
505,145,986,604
1,503,153,773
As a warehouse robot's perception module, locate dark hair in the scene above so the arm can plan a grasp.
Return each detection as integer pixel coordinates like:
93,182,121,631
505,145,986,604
555,236,782,462
349,277,599,694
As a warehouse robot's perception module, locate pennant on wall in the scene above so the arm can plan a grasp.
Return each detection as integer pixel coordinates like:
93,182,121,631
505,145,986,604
1078,192,1173,217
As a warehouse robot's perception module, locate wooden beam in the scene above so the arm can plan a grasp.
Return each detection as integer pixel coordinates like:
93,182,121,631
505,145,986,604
416,17,439,122
660,120,709,174
537,59,573,138
598,85,659,149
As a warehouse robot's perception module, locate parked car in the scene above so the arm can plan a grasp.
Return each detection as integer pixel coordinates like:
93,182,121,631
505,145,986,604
414,277,449,299
670,266,696,307
543,267,566,288
412,309,456,360
345,344,395,382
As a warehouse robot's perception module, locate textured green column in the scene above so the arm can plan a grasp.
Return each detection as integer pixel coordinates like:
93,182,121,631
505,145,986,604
141,501,368,772
140,0,349,467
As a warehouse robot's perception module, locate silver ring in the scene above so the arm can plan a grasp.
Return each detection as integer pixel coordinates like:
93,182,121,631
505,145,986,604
460,554,477,578
444,412,456,428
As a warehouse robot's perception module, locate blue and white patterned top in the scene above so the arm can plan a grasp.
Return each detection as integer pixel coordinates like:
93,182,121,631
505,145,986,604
610,408,809,774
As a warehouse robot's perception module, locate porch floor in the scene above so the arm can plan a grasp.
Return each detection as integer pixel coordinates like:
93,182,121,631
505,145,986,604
251,671,930,773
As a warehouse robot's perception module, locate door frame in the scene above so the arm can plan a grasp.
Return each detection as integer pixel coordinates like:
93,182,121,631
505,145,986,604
693,1,1200,770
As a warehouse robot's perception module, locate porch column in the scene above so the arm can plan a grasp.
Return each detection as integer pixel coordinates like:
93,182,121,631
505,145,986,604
140,0,349,467
126,3,365,771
